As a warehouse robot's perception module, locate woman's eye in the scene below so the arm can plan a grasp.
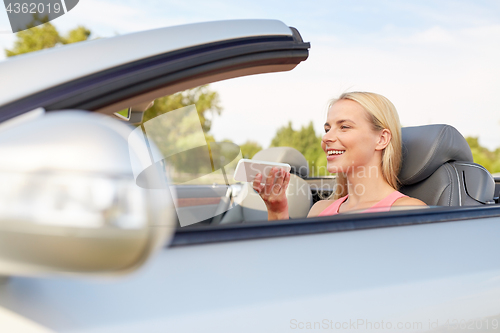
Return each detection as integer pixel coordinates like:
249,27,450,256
340,125,350,129
324,128,330,133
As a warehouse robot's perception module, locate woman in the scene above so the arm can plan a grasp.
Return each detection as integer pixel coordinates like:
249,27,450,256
253,92,426,220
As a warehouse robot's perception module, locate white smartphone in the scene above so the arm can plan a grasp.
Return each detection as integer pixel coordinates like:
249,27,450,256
233,159,291,183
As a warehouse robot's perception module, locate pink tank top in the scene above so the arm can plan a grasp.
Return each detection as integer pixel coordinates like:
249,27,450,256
318,191,408,216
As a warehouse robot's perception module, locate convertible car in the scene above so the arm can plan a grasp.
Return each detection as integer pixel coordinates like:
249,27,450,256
0,19,499,332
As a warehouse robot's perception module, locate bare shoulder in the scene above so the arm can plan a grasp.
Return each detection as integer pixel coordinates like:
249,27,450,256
307,200,335,218
392,196,427,207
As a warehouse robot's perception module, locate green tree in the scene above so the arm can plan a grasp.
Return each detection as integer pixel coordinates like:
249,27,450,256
5,21,91,57
465,136,500,174
240,140,262,159
141,85,222,136
140,86,223,181
270,121,327,176
63,26,92,44
494,148,500,174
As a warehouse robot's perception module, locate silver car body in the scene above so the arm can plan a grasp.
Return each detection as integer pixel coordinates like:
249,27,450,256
0,19,499,333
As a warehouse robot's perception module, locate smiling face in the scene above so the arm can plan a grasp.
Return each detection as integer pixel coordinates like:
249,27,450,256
322,99,387,174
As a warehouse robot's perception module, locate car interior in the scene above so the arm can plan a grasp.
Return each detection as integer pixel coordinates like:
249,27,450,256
214,124,497,224
114,99,499,228
229,125,497,225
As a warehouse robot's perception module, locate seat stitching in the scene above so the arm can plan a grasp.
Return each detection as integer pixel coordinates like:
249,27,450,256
437,184,450,205
443,163,453,205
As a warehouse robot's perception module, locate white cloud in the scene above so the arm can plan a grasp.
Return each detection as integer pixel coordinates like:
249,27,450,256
53,0,188,35
211,24,500,151
406,26,455,44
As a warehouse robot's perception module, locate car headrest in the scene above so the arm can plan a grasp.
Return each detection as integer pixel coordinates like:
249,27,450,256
400,124,473,185
253,147,309,178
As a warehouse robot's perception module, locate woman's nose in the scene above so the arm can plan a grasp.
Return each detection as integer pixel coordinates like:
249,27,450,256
322,129,336,144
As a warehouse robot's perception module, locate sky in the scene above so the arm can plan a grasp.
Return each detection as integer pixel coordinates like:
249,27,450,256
1,0,500,150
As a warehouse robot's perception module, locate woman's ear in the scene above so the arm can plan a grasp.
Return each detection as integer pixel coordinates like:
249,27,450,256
375,129,391,150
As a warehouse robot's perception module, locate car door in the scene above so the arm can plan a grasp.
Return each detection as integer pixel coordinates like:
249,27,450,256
2,207,500,332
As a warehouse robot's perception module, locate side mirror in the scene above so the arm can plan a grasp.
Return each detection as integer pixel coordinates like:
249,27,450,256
0,111,176,277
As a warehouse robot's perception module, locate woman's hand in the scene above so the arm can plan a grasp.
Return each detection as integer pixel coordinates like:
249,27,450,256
252,167,291,220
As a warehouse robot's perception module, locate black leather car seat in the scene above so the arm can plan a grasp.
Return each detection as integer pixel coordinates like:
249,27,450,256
399,124,495,206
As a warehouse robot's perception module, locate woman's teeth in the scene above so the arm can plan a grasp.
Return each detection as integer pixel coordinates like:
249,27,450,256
327,150,345,155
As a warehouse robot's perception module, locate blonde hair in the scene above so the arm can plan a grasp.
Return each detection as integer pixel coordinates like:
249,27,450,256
329,92,402,199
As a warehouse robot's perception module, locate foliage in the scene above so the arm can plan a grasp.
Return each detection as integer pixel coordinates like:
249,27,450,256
270,121,327,176
5,20,91,57
141,85,222,134
465,137,500,174
139,86,223,181
63,26,92,44
240,140,262,159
